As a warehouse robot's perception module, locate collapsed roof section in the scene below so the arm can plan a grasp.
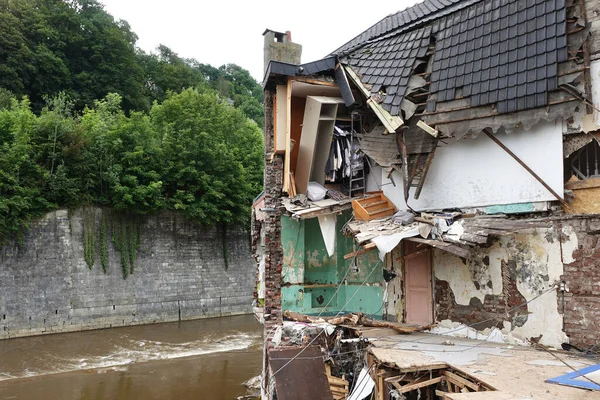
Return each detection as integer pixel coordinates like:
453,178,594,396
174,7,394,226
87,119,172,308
331,0,586,139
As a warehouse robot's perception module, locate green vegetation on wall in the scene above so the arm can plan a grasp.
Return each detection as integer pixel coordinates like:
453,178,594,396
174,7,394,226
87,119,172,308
82,207,96,269
99,215,108,273
110,214,141,279
80,208,141,279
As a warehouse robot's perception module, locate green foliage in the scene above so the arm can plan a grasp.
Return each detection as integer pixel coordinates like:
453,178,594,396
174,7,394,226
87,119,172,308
0,1,265,247
222,224,229,270
152,88,264,225
109,214,140,279
99,215,108,273
0,97,54,242
82,207,96,269
0,0,264,125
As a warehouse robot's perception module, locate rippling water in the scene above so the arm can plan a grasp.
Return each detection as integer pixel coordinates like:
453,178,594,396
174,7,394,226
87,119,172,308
0,315,262,400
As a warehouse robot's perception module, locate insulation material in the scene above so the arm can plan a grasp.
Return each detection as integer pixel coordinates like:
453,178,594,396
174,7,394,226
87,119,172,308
318,214,337,257
400,98,418,120
347,367,375,400
371,226,421,260
405,74,427,97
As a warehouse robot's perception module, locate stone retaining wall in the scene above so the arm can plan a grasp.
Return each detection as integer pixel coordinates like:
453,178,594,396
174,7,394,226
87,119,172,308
0,208,254,339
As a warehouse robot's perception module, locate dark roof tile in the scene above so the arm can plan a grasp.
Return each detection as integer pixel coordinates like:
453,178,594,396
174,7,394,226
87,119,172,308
338,0,567,116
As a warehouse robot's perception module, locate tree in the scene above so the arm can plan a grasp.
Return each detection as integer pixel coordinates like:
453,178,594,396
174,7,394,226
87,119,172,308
151,88,263,224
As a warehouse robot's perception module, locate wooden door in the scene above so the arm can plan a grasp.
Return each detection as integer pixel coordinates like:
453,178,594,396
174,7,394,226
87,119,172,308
404,242,433,325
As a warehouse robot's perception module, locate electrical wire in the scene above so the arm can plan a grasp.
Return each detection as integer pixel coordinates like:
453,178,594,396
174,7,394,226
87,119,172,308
271,251,372,376
533,342,600,388
396,285,557,347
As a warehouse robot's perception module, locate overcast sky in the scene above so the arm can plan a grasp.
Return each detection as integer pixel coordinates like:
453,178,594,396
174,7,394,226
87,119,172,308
100,0,420,82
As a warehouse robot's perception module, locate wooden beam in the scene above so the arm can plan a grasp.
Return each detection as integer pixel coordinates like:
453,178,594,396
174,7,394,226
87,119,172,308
417,120,438,137
414,143,437,199
407,237,470,259
397,376,444,394
343,65,403,133
441,371,480,392
343,242,377,259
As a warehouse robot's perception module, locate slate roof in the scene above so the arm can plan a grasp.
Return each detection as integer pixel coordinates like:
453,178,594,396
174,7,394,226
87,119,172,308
338,0,569,117
429,0,568,114
344,26,432,116
331,0,474,56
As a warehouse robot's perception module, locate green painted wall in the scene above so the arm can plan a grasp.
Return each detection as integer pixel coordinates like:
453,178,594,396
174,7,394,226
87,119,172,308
281,210,383,317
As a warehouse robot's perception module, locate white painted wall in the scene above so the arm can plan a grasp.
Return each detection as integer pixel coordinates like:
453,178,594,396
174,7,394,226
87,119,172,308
378,121,564,211
433,228,576,347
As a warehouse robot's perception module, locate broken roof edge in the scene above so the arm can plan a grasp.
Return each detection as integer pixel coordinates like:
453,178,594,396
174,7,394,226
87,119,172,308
343,65,404,133
262,57,337,88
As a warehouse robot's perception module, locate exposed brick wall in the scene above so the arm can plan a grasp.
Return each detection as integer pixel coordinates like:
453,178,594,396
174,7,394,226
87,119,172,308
561,217,600,349
435,259,528,330
261,88,284,399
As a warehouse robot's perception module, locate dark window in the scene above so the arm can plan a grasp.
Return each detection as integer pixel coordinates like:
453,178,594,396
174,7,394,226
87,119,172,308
570,140,600,179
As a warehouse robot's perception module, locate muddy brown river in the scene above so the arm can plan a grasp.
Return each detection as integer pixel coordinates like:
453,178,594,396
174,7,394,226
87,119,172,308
0,315,262,400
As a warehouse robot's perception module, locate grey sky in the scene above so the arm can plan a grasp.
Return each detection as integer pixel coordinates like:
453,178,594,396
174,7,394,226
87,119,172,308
100,0,419,82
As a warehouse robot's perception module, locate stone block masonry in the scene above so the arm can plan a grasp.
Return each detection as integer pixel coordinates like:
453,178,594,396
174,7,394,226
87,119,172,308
0,208,255,339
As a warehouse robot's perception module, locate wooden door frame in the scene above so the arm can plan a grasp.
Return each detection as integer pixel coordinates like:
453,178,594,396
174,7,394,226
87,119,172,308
402,241,435,324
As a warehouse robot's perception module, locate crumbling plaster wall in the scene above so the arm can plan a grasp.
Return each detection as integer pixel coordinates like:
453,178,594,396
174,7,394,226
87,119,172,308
434,227,572,347
381,121,563,211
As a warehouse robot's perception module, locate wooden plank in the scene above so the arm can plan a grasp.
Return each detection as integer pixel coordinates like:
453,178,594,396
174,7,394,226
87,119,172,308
459,233,488,244
343,243,377,260
329,386,349,394
397,376,444,394
407,153,422,189
275,85,288,152
283,79,293,193
416,120,438,137
414,142,437,199
344,65,403,133
407,237,470,259
442,371,480,392
327,376,348,386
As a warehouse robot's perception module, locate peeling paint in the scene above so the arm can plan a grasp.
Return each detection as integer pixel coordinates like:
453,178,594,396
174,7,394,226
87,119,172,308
434,228,568,347
561,225,578,264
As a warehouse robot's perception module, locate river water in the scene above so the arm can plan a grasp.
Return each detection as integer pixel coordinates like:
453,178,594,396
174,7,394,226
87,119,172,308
0,315,262,400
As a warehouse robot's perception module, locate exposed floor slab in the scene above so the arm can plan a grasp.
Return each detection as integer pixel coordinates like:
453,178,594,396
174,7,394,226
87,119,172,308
367,332,600,399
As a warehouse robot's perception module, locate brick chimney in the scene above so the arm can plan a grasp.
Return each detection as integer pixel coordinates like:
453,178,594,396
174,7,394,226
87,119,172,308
263,29,302,76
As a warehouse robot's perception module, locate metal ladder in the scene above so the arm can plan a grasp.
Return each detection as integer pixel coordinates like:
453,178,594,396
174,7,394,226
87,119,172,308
348,112,365,198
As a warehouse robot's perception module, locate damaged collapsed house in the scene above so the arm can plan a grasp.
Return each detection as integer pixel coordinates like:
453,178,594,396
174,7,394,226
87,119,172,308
253,0,600,398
